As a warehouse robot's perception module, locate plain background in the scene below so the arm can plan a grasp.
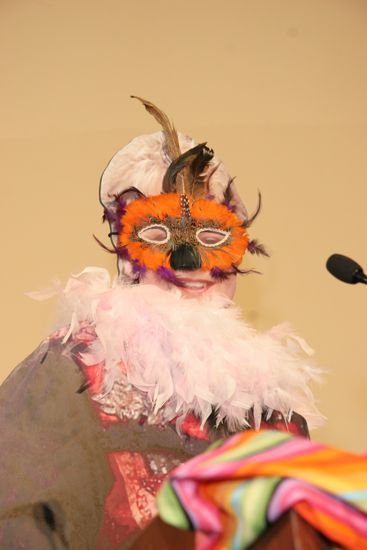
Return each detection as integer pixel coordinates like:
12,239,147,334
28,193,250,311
1,0,367,452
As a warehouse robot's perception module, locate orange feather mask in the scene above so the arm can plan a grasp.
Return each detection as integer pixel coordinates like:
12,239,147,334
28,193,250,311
118,192,249,273
102,97,267,280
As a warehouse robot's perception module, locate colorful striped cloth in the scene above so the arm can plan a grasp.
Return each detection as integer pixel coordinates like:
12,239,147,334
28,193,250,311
157,430,367,549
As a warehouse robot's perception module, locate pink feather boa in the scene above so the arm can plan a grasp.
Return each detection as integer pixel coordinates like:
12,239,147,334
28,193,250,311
40,267,323,430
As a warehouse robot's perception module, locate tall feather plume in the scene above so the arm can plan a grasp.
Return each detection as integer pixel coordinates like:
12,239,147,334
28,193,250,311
131,96,213,197
131,96,181,161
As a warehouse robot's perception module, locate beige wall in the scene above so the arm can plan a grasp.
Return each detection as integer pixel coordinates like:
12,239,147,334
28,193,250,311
1,0,367,452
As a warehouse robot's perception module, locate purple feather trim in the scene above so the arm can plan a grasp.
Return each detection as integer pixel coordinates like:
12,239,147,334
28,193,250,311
116,245,130,259
247,239,270,257
156,266,183,286
222,200,236,213
103,194,127,234
132,260,146,275
210,267,231,281
103,208,114,224
114,196,128,234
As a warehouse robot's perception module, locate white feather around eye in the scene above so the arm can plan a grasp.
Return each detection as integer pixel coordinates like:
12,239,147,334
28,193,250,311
138,224,171,244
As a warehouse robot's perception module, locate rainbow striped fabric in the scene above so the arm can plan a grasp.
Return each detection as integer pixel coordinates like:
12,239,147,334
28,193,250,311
157,430,367,549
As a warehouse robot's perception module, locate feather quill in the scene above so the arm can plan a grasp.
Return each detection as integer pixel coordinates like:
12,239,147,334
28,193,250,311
131,96,181,161
243,191,262,228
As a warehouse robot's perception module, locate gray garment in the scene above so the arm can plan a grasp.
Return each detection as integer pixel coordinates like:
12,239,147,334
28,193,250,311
0,341,210,549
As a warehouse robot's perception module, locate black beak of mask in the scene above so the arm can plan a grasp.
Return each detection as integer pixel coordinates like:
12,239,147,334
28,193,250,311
169,244,202,271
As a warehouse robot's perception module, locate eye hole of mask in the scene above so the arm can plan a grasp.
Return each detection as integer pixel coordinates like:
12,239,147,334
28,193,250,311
137,224,171,244
196,228,230,247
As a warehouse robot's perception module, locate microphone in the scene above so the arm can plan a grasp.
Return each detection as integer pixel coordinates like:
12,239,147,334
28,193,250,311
326,254,367,285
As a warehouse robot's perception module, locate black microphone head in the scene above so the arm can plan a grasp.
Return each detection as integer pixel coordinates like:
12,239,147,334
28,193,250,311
326,254,363,284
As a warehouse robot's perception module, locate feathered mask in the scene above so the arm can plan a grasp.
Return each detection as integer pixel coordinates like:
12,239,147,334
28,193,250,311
101,97,267,279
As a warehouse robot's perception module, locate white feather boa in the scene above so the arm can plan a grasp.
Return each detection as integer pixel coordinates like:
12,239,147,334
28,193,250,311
40,267,323,430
